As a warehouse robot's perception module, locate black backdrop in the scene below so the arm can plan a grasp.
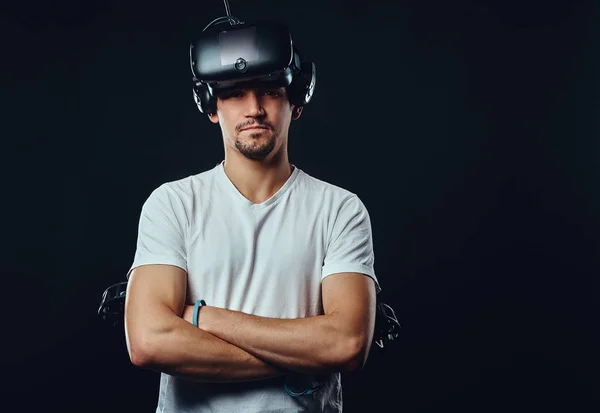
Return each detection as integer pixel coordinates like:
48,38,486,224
1,0,598,412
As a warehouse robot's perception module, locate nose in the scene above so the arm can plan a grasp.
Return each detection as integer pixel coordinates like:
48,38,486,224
244,91,265,117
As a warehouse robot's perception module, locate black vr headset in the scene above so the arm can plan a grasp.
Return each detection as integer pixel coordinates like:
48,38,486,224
190,11,317,114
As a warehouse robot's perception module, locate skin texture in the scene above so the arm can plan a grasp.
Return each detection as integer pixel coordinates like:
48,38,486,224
181,271,376,373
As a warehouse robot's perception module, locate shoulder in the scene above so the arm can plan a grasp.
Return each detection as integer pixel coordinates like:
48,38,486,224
150,166,218,201
295,167,367,211
142,165,219,213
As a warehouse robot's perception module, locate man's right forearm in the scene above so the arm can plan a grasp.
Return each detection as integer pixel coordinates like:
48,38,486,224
131,313,290,383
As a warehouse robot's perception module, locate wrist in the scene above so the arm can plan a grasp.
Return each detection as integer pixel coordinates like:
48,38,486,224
201,306,235,339
197,305,215,332
192,299,207,327
182,301,208,327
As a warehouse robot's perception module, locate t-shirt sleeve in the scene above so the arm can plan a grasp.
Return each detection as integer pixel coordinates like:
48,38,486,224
321,195,382,294
126,184,188,280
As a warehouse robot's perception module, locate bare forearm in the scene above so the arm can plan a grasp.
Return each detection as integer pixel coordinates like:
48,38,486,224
132,313,290,383
199,307,357,375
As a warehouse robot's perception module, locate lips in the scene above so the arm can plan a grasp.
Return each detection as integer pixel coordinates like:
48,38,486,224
241,126,269,131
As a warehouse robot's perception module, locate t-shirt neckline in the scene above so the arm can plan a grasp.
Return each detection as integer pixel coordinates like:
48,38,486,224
215,160,300,209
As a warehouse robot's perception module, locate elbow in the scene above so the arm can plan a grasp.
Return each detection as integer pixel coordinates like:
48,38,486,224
128,337,153,368
126,329,160,368
125,310,182,369
320,337,359,374
341,336,370,372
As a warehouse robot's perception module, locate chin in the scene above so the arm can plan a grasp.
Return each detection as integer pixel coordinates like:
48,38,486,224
236,141,276,160
240,146,274,159
243,153,270,160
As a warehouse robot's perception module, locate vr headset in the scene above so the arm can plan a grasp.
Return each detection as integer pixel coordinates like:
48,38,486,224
190,14,317,114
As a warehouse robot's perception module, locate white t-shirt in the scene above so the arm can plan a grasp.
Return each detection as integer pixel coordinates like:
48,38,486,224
127,161,381,413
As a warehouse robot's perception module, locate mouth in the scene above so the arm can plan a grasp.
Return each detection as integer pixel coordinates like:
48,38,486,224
241,126,270,132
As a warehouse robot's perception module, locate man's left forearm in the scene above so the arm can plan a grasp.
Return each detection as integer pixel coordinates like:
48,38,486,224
193,306,360,375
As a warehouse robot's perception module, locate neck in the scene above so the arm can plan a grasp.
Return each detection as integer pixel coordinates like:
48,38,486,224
222,146,294,204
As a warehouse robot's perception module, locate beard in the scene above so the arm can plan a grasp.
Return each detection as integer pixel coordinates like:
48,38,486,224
234,131,277,160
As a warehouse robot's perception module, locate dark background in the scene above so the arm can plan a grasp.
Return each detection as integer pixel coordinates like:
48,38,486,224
1,0,598,411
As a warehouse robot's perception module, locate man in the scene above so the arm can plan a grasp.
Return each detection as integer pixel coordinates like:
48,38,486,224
124,66,382,412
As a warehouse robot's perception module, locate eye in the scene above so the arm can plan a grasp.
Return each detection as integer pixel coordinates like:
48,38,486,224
221,90,243,99
263,90,281,97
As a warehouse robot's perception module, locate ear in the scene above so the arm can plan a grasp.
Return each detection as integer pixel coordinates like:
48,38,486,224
291,105,303,120
208,112,219,124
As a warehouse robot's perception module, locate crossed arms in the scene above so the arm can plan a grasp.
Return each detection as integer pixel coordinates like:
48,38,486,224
124,264,377,383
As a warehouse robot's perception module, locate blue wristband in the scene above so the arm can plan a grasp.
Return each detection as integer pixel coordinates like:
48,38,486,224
192,299,206,327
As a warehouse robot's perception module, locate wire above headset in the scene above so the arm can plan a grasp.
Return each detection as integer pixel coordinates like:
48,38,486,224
202,0,243,31
203,15,243,32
